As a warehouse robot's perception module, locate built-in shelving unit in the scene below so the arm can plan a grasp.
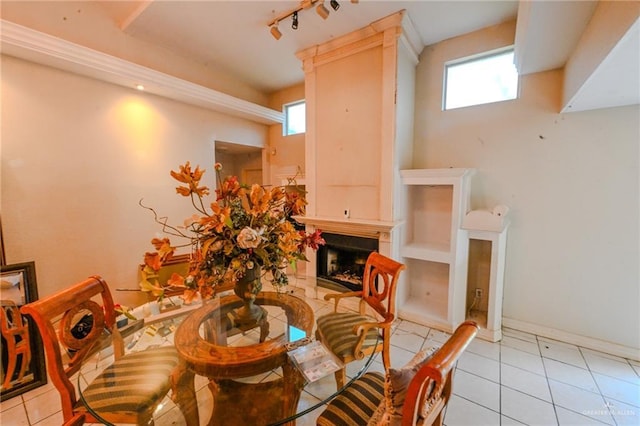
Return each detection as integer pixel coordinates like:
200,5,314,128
397,168,475,333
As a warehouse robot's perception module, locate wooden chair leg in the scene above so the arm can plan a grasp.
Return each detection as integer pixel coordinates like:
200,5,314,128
171,365,199,426
62,413,85,426
334,367,346,390
382,331,391,371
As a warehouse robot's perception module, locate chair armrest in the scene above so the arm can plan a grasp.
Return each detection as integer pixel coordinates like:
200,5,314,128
401,321,478,426
324,291,363,312
350,314,394,359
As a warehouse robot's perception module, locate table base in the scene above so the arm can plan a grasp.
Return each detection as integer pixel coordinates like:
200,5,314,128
207,363,305,426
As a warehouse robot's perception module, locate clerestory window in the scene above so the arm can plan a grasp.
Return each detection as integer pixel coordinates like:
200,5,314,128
443,48,519,110
284,100,306,135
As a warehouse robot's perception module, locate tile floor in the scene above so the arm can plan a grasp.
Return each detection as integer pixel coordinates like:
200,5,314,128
1,285,639,426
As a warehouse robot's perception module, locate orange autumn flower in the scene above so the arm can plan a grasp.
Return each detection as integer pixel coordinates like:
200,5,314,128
170,162,209,197
139,162,324,302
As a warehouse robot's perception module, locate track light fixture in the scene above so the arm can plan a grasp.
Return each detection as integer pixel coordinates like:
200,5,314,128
316,1,330,20
267,0,358,40
270,22,282,40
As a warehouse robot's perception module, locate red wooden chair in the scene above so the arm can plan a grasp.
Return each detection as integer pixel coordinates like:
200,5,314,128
1,300,31,389
20,275,198,425
315,252,406,389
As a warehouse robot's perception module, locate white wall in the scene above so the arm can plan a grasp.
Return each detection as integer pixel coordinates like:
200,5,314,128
1,1,268,106
267,83,306,187
1,55,268,307
414,22,639,351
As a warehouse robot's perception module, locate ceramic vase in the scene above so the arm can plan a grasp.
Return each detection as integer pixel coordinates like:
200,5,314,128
233,265,263,323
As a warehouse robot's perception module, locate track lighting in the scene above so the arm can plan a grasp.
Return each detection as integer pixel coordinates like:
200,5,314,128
316,1,330,20
270,23,282,40
267,0,358,40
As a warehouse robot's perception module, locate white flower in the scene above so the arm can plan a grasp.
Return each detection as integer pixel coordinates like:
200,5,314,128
237,227,262,249
182,214,201,228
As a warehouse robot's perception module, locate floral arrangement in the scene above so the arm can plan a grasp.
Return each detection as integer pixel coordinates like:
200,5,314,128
139,162,324,302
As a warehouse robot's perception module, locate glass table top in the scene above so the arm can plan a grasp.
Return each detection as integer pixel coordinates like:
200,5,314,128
77,292,378,426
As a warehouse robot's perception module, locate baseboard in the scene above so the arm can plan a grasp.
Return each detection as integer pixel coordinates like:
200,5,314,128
503,317,640,362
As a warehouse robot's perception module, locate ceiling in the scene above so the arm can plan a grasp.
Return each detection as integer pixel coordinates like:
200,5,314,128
109,0,520,93
1,1,637,115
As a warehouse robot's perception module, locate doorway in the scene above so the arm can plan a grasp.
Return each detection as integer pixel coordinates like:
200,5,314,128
214,141,263,185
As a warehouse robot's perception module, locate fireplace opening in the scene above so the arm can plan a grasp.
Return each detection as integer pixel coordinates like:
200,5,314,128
316,233,379,292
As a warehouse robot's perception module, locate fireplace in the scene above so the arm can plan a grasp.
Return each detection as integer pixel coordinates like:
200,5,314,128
316,233,378,292
292,215,401,299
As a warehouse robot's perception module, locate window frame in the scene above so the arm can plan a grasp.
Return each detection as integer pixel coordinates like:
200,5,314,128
442,46,519,111
283,100,306,136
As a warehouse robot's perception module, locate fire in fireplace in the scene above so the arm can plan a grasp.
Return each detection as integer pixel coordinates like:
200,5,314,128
316,232,379,292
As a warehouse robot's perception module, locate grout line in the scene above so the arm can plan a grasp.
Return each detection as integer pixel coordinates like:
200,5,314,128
579,346,621,426
538,334,562,426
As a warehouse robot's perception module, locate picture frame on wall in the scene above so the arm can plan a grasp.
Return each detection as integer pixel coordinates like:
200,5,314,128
1,261,47,401
0,215,6,266
1,267,30,305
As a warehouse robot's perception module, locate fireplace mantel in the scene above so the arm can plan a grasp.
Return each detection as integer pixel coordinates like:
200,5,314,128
294,216,403,240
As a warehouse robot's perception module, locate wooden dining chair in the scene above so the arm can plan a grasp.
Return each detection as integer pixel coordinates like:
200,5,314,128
317,321,479,426
315,252,406,389
20,275,198,426
1,300,31,389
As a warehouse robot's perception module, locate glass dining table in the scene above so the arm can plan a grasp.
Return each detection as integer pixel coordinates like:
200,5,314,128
77,291,378,426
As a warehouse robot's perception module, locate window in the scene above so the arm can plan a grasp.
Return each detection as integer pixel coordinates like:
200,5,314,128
443,48,518,110
284,101,306,135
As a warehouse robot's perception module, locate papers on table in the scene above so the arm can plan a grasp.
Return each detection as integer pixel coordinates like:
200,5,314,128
287,340,344,382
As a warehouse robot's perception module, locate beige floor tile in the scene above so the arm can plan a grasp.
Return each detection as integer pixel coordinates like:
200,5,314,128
453,369,500,411
501,363,552,402
444,394,500,425
0,402,30,426
539,337,587,369
0,394,24,411
544,357,599,393
549,379,614,425
457,350,500,382
501,345,546,375
501,386,558,425
22,388,61,425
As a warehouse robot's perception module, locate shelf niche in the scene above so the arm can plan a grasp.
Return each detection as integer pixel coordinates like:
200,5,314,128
398,168,475,333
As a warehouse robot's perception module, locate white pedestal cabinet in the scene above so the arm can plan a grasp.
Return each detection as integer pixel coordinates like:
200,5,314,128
462,206,510,342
